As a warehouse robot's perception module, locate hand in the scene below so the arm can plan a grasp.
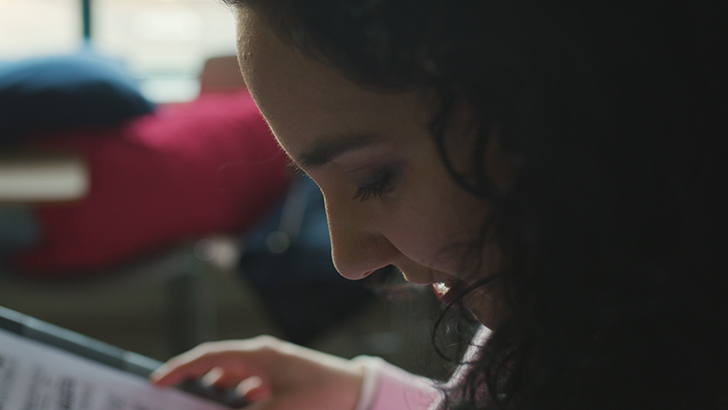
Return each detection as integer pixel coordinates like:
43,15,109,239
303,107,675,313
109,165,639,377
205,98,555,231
150,335,365,410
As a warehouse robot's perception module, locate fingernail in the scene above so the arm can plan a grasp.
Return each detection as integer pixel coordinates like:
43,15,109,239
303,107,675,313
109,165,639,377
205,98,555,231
149,367,167,383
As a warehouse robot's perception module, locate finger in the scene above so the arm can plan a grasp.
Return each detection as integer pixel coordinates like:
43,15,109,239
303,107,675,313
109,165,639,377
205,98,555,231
150,351,250,387
236,376,271,403
201,367,255,391
150,339,277,387
200,367,226,388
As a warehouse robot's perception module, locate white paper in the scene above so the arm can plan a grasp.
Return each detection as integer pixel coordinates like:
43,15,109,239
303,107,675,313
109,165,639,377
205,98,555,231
0,329,227,410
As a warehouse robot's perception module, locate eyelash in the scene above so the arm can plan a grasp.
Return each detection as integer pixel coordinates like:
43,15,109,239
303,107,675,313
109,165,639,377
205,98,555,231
353,171,396,202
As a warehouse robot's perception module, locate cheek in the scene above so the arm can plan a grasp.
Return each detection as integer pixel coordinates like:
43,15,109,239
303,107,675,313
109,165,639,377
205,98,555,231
383,200,483,273
384,145,489,273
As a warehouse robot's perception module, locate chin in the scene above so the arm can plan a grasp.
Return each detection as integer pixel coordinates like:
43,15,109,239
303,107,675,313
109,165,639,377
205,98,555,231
462,286,499,329
468,309,495,329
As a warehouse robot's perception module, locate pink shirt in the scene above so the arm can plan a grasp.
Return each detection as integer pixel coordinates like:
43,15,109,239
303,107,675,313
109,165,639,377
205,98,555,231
353,327,491,410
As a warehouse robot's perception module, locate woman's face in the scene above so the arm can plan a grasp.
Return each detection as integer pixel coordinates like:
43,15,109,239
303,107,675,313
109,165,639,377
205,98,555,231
235,8,499,326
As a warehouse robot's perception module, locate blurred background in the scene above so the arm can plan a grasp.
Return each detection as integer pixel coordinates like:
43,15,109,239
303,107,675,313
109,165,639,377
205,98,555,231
0,0,449,381
0,0,237,103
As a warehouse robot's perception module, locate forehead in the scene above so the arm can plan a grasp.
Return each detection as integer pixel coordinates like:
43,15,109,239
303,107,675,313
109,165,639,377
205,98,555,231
233,7,432,153
236,9,314,97
235,8,359,115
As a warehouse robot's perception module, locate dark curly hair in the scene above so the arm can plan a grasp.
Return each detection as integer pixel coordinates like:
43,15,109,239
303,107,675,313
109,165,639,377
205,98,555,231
223,1,728,409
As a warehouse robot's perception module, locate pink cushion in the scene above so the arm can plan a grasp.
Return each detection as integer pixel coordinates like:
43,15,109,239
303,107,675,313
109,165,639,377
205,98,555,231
13,91,291,276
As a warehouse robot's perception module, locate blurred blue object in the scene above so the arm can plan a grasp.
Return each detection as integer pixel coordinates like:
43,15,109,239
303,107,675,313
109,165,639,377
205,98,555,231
0,206,40,261
239,175,373,345
0,51,154,145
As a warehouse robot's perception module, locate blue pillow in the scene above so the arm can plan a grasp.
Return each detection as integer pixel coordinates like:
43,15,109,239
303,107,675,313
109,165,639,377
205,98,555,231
0,53,154,145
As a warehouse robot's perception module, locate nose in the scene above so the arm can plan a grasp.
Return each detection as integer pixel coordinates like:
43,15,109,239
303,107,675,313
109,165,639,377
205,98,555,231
329,226,400,280
324,201,399,281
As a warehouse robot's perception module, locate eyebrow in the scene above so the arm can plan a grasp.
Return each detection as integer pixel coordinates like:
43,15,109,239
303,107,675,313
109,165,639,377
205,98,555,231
296,133,380,169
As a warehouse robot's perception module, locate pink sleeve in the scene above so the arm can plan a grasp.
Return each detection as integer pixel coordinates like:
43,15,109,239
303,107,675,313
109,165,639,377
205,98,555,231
352,356,442,410
351,327,492,410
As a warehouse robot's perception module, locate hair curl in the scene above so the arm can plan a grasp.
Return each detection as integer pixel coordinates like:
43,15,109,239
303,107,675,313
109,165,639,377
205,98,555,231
224,1,728,409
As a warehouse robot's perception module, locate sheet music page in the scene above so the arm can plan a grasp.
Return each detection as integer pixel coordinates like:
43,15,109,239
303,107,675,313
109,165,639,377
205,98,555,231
0,329,227,410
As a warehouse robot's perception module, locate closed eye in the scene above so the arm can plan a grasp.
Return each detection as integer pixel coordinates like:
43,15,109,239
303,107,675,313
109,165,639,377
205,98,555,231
353,170,396,202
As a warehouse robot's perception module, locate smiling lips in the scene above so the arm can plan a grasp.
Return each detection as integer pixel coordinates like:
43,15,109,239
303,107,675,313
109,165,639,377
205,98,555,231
432,277,468,306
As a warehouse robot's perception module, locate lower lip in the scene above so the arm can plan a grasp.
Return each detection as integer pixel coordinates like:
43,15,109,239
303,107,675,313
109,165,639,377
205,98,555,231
432,279,467,306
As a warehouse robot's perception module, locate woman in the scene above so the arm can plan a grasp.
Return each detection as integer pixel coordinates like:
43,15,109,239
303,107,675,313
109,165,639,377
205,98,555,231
151,1,728,409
